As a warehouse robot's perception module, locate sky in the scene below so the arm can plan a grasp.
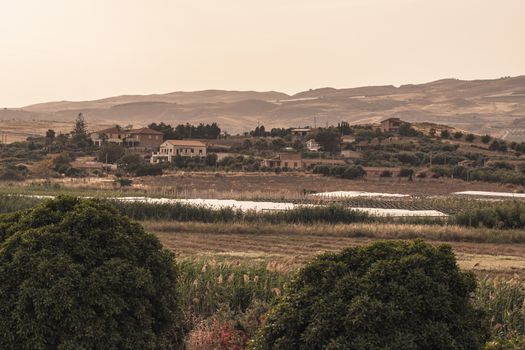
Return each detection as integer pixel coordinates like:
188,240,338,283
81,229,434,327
1,0,524,107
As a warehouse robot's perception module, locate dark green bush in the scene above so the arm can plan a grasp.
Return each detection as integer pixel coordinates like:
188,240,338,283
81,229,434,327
0,197,182,349
399,167,414,178
251,240,488,350
341,165,366,179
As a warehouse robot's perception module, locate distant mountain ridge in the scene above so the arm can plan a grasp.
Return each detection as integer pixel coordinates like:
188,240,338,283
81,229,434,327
3,76,525,140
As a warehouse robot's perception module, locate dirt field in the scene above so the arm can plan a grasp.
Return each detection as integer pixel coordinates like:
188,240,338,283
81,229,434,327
151,227,525,276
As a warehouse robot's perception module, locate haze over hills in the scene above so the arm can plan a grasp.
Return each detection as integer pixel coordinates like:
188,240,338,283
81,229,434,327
2,76,525,141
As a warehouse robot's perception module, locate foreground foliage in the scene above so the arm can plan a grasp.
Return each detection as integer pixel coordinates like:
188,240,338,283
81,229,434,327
251,240,489,350
0,196,182,349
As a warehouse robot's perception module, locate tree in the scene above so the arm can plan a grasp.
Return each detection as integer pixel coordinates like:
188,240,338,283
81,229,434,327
315,128,341,154
97,143,126,164
0,197,182,349
465,134,475,142
398,123,418,137
251,240,488,350
45,129,56,145
481,135,492,144
489,140,500,151
454,131,464,139
441,129,450,139
71,113,92,148
73,112,88,136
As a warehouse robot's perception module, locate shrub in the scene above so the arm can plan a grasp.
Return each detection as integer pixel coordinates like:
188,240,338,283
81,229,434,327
115,178,133,186
341,165,366,179
0,169,24,181
466,134,475,142
0,197,182,349
379,170,392,177
134,164,163,176
399,167,414,178
454,131,464,139
481,135,492,144
251,240,488,350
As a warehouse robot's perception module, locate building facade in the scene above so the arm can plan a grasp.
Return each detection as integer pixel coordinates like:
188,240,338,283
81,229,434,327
380,118,402,133
150,140,207,163
90,127,164,149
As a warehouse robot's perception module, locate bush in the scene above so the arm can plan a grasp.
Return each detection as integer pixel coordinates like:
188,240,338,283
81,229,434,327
251,240,488,350
0,197,182,349
481,135,492,144
399,167,414,178
134,164,163,176
0,169,24,181
115,178,133,186
341,165,366,179
466,134,475,142
379,170,392,177
454,131,464,139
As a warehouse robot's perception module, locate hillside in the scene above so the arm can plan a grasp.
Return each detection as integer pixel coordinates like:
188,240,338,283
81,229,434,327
2,76,525,140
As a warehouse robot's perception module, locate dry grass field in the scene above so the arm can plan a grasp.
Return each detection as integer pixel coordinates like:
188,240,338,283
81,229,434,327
144,221,525,276
136,172,520,197
26,172,521,199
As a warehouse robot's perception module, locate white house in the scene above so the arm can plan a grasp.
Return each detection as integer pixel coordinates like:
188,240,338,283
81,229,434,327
150,140,207,163
306,139,320,152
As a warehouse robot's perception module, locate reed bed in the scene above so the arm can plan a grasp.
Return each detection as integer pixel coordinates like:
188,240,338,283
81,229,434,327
475,276,525,348
177,256,290,319
176,256,525,349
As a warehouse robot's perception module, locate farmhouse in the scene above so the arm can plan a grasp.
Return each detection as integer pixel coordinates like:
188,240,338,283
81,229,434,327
124,128,164,149
90,126,164,150
380,118,402,133
150,139,207,163
290,128,312,137
306,139,320,152
262,153,346,170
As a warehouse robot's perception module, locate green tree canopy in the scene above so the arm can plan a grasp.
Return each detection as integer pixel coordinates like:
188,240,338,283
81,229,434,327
315,128,341,154
0,197,182,349
251,240,488,350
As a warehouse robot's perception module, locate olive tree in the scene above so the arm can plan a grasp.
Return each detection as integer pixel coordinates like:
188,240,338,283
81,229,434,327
251,240,488,350
0,196,182,349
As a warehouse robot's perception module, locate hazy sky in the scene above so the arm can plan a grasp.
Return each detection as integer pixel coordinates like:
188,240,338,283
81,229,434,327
1,0,524,107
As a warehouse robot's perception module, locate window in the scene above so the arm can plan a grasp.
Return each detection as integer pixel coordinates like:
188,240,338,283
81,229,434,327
155,136,159,139
284,162,289,167
148,135,152,139
294,162,298,167
199,149,203,155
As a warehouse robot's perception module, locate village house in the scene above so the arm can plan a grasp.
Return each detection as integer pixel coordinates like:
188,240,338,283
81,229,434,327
380,118,402,133
306,139,320,152
123,128,164,149
90,126,164,150
150,139,207,163
290,128,312,137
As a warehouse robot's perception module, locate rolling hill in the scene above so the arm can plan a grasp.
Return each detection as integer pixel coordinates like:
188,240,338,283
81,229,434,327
2,76,525,141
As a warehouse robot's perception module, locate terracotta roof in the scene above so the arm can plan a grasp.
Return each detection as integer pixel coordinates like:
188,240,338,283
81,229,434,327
128,127,164,135
380,117,402,123
92,126,123,134
163,139,207,147
279,152,302,160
